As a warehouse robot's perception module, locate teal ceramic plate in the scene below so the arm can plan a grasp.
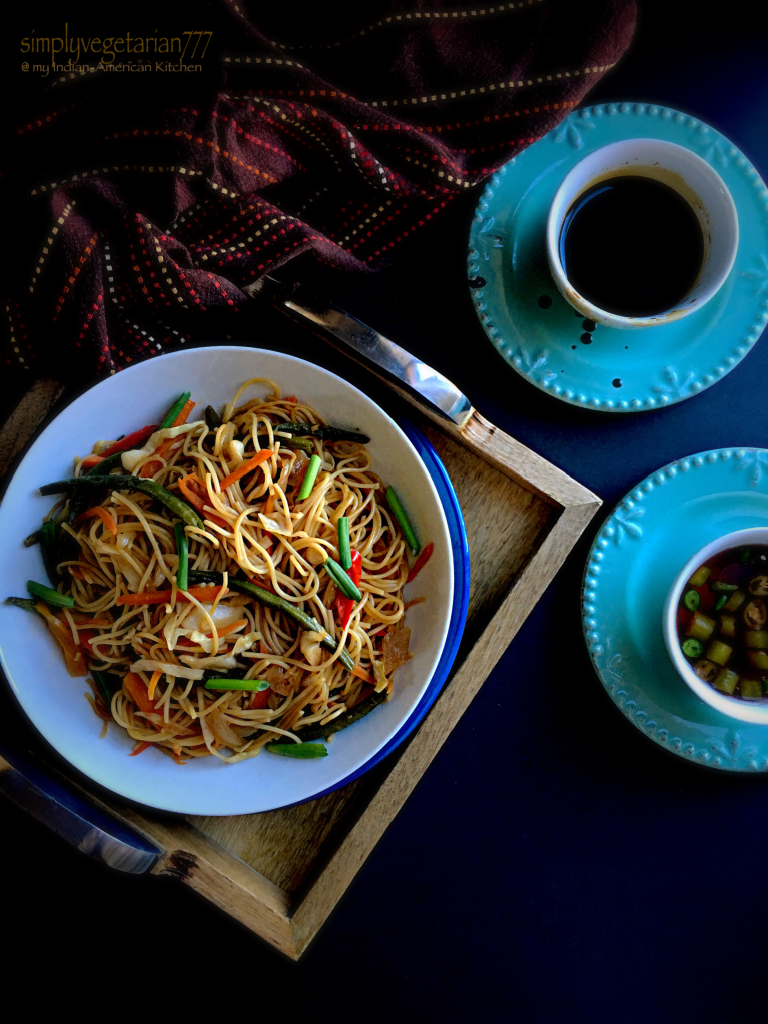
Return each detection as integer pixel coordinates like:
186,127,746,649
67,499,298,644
468,103,768,412
584,447,768,770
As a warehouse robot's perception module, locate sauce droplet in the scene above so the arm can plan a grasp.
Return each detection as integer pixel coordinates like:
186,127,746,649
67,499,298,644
468,277,486,289
582,319,596,332
612,378,623,388
538,295,553,308
580,333,593,345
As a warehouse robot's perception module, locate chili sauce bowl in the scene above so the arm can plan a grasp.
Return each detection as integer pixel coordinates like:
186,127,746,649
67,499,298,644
663,527,768,725
546,138,739,330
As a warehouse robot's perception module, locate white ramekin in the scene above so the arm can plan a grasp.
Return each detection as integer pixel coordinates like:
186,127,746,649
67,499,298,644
663,528,768,725
546,138,739,330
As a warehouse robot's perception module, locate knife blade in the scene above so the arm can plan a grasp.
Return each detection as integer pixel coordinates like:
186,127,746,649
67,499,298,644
252,276,474,428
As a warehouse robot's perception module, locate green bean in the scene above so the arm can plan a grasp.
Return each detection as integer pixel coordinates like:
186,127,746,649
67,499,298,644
272,422,370,444
323,555,362,602
40,520,60,584
160,391,191,430
5,597,39,613
85,451,124,476
187,569,355,671
297,454,321,501
26,580,75,608
204,679,269,691
385,486,420,556
174,522,189,591
297,690,387,741
40,476,204,530
337,517,351,570
92,669,120,709
265,742,328,759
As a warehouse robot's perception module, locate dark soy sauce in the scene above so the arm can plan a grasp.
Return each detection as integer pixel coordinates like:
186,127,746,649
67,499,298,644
559,175,705,317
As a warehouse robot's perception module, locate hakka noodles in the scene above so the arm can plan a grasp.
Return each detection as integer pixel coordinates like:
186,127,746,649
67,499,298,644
8,378,434,763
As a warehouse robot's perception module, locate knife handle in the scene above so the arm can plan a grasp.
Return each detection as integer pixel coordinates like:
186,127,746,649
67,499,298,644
0,744,160,874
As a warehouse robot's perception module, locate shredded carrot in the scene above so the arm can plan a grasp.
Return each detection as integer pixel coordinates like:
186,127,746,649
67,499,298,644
406,541,434,584
171,398,195,428
218,448,273,491
264,493,275,514
80,454,104,470
130,741,153,757
351,665,376,685
116,585,226,606
72,617,111,627
73,505,118,537
123,671,156,713
285,396,297,403
34,601,89,677
147,669,162,700
177,474,229,529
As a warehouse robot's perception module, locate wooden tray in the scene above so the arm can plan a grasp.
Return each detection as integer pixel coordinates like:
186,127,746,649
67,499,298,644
0,375,600,958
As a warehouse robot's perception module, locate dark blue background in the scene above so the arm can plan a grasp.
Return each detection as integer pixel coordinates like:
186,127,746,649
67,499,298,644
4,5,768,1019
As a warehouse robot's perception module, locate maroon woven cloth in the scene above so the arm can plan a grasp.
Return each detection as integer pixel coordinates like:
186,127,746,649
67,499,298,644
4,0,635,377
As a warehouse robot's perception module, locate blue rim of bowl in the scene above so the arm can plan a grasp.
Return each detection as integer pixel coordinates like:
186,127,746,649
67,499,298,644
288,415,470,805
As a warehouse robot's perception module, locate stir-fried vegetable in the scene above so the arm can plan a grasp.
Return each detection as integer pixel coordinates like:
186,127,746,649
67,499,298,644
337,517,351,570
218,448,273,491
40,519,60,584
188,569,355,671
26,580,75,608
324,554,362,602
297,453,321,500
714,669,739,694
333,549,362,629
273,422,370,444
385,486,420,556
687,565,711,587
160,391,192,430
298,689,388,741
100,424,160,459
40,475,205,530
407,541,434,583
205,405,222,431
174,522,189,591
204,678,269,691
265,742,328,758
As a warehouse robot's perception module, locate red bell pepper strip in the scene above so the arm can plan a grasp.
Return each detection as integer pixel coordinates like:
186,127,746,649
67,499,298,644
101,424,161,458
406,541,434,583
333,549,362,629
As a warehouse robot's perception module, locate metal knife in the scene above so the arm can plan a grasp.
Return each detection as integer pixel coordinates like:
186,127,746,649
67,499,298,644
249,276,474,429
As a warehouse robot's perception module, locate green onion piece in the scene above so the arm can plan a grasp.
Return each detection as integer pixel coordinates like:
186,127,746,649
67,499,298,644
297,454,321,501
204,678,270,691
739,548,752,565
711,581,738,592
681,638,703,658
385,486,420,556
174,522,189,591
265,742,328,759
324,555,362,602
160,391,191,430
683,589,701,612
715,594,729,611
26,580,75,608
5,597,38,613
338,517,351,570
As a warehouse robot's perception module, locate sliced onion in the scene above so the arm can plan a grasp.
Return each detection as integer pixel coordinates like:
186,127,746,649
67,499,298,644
178,654,238,670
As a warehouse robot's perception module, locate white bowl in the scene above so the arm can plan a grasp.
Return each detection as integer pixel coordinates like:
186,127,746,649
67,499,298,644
546,138,739,330
663,527,768,724
0,347,455,814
